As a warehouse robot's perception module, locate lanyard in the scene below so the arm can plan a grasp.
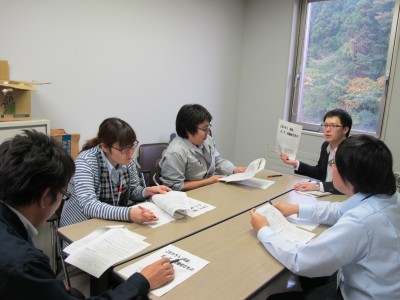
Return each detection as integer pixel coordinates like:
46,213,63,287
109,171,122,206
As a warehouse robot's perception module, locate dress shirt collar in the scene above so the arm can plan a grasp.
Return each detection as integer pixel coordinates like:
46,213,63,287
326,143,336,154
5,203,38,238
100,147,123,183
182,137,204,154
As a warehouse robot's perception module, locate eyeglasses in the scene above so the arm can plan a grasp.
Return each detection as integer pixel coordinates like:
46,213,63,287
197,124,212,133
61,190,71,201
321,123,344,129
328,159,335,167
112,141,139,154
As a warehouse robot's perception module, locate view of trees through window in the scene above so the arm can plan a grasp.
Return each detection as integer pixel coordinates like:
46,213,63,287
292,0,397,135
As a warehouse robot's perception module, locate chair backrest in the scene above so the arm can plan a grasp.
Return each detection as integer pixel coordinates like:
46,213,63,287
137,143,168,186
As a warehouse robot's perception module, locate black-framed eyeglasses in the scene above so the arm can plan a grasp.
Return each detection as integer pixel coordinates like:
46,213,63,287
61,191,71,201
328,159,335,167
321,123,344,129
197,124,212,133
112,141,139,154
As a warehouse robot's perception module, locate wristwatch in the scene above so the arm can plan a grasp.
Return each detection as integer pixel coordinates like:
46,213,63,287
315,183,320,191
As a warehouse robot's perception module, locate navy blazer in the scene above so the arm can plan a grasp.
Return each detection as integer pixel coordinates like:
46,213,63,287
295,141,342,194
0,202,150,299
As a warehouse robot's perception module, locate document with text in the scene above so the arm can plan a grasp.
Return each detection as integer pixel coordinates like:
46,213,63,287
117,244,209,297
139,191,216,228
65,226,150,278
219,158,274,189
276,119,303,160
256,203,316,244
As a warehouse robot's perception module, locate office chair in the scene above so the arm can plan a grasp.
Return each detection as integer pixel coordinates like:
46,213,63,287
46,199,71,287
136,143,168,187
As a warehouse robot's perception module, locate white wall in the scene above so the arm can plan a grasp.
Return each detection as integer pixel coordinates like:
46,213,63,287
234,0,296,165
2,0,399,170
235,0,400,171
0,0,244,160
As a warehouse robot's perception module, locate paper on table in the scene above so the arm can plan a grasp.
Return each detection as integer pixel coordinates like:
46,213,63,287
64,225,146,255
117,244,209,297
218,158,273,189
185,197,216,218
139,193,216,228
219,158,266,182
138,201,177,228
256,203,316,244
151,191,191,218
65,227,150,278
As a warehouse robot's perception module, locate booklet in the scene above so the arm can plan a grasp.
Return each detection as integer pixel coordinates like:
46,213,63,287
219,158,274,189
139,191,216,228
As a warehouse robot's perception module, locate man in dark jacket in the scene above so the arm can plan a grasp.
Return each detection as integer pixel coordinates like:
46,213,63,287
0,130,174,300
280,109,352,194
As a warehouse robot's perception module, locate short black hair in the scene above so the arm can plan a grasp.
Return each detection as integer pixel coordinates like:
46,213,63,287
324,109,352,137
175,104,212,138
335,135,396,195
0,130,75,207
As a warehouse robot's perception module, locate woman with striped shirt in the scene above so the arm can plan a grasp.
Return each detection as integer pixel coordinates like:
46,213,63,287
60,118,170,227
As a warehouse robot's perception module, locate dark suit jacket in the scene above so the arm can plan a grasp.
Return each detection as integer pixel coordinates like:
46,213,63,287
0,201,150,300
295,141,342,194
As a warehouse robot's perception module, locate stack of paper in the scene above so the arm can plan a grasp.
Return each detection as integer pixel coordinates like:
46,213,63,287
64,226,150,278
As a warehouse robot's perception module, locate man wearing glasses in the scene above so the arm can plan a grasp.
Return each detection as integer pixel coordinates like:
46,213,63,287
0,130,174,299
280,108,352,194
159,104,246,191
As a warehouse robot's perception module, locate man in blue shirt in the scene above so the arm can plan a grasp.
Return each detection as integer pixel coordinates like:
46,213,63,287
251,135,400,299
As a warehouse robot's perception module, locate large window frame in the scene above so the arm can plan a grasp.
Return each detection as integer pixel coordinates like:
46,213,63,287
289,0,400,137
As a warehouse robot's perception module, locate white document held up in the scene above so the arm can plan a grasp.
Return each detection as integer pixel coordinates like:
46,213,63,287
256,203,315,244
219,158,274,189
117,244,209,297
276,119,302,160
65,227,150,278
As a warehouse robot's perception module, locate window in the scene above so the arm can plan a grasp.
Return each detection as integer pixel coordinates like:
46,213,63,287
290,0,399,136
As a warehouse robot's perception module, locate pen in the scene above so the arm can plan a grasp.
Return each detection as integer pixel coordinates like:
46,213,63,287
170,258,184,263
267,175,282,178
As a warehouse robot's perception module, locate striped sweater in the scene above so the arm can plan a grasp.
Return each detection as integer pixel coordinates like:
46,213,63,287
60,146,145,227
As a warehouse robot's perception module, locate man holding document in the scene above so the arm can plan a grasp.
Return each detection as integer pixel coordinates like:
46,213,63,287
0,131,175,299
250,135,400,299
280,109,352,194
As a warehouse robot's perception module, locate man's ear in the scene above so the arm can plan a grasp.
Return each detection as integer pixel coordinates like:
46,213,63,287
343,126,350,136
38,187,52,208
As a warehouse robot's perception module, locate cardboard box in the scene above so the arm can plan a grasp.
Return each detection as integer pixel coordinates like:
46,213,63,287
0,60,37,121
50,129,80,160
